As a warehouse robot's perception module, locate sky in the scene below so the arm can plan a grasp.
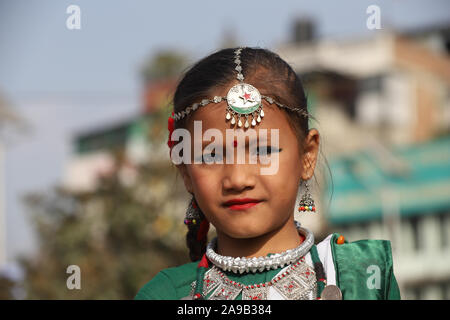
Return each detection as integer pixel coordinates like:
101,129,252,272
0,0,449,268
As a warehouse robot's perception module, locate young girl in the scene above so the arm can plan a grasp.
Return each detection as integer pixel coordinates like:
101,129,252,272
135,47,401,300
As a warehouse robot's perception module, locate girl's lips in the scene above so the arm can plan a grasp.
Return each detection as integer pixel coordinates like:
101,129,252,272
227,202,261,210
223,198,263,211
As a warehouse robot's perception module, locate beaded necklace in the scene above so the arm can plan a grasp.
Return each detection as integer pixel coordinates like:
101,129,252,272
190,235,327,300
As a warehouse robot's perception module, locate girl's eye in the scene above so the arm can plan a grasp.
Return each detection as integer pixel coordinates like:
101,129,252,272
254,146,282,155
202,151,223,164
195,147,281,163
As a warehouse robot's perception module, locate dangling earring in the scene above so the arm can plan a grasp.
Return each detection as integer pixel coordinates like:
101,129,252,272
184,195,210,242
184,196,201,225
298,179,316,213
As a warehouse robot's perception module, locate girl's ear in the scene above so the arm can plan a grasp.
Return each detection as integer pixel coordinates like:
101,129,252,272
176,164,194,194
301,129,320,181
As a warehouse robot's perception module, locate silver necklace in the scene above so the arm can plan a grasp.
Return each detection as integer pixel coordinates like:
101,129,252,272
206,221,314,274
190,256,317,300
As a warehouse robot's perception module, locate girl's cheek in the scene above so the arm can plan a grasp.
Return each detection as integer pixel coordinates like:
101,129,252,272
191,171,218,199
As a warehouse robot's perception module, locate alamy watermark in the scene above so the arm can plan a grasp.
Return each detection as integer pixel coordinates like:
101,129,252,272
66,265,81,290
366,264,381,289
66,5,81,30
169,121,281,175
366,5,381,30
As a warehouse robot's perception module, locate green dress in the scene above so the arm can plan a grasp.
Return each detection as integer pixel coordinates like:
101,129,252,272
135,233,401,300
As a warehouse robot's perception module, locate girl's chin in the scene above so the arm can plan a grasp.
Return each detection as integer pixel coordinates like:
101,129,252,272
212,212,278,238
219,225,270,239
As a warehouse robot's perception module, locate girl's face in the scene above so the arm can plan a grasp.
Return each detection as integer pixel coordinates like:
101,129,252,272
178,86,320,240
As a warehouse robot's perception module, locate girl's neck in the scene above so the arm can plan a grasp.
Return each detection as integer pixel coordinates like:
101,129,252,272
215,217,302,258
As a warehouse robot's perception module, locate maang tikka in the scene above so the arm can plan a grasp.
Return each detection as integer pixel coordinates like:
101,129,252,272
171,47,310,128
298,180,316,213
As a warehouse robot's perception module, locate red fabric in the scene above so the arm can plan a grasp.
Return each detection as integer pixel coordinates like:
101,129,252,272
167,112,175,158
198,253,209,268
197,219,210,241
299,233,305,243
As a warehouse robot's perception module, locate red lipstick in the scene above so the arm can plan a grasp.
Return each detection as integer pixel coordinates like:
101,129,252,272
223,198,263,211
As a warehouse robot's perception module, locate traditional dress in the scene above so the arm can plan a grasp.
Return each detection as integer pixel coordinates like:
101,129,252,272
135,233,401,300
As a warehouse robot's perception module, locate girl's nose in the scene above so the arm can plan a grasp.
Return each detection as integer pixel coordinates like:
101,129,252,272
222,163,257,193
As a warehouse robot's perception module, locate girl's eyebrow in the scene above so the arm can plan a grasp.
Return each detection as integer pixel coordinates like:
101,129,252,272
200,136,274,149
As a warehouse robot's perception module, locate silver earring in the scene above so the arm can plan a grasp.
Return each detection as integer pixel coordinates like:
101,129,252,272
184,196,202,225
298,180,316,213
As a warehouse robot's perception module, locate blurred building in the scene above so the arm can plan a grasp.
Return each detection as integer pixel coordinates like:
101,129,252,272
62,79,176,193
325,137,450,300
61,77,190,251
0,92,27,269
279,23,450,154
280,20,450,299
63,115,149,192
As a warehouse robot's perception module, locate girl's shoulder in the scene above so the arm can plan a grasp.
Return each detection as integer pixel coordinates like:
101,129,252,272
134,261,199,300
313,233,401,300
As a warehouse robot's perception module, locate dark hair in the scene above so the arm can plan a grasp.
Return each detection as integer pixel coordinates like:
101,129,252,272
173,47,318,261
185,202,208,262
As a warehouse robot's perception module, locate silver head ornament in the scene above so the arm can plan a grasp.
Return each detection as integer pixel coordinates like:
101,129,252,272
172,47,310,128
